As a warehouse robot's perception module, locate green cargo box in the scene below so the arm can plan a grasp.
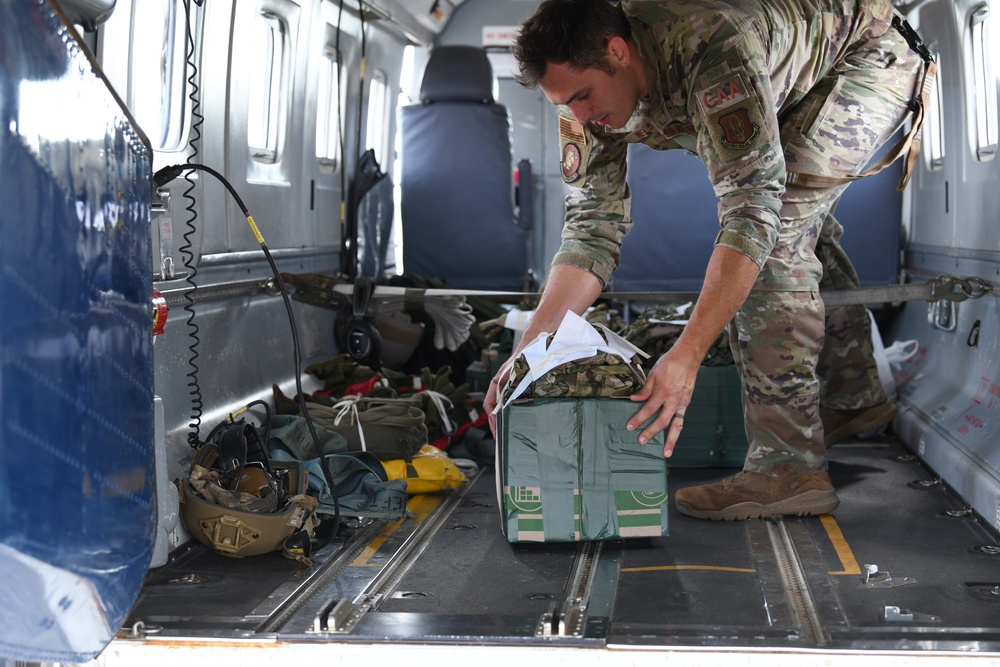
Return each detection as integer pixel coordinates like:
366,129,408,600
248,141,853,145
499,397,668,543
668,364,748,468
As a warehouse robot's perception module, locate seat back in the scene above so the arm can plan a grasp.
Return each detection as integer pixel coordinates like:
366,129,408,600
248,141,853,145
615,143,902,292
401,45,528,290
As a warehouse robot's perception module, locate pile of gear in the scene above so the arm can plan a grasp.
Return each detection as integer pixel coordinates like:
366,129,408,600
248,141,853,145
178,272,738,564
179,357,490,564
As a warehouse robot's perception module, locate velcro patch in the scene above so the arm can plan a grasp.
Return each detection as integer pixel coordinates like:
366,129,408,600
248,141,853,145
561,142,582,182
696,73,752,116
698,71,765,158
559,113,586,143
716,108,760,151
558,109,589,183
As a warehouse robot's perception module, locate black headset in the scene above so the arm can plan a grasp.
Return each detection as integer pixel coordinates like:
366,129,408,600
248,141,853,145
344,276,381,370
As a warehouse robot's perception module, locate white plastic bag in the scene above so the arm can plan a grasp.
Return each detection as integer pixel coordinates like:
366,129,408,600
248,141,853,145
868,309,919,401
885,339,920,392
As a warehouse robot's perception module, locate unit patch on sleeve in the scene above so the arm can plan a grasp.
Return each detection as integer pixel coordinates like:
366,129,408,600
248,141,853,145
696,71,764,158
561,142,582,182
717,108,759,150
558,108,589,183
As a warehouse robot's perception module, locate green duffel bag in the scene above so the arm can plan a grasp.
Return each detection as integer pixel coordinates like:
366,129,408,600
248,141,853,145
286,397,428,462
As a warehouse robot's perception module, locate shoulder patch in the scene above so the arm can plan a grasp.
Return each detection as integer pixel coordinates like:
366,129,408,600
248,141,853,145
561,142,582,182
558,109,590,183
696,72,752,116
716,108,760,151
697,71,766,159
559,113,586,143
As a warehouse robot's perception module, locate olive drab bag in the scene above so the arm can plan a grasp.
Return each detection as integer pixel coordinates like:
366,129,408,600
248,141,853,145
266,413,409,521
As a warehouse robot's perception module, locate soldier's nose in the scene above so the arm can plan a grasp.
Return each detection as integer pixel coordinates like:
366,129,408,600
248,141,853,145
568,103,591,125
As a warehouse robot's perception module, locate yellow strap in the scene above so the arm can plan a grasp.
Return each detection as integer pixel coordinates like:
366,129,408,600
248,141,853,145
786,58,937,192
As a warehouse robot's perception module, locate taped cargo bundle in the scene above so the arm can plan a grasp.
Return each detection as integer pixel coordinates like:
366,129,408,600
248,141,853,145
497,311,668,543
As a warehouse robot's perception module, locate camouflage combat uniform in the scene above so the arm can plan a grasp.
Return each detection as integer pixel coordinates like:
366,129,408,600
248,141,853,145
554,0,924,472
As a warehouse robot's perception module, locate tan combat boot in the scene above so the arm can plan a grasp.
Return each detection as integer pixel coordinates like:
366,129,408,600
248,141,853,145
675,468,839,521
821,401,897,446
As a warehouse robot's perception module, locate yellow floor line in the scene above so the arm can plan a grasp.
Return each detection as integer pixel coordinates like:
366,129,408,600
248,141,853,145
350,494,441,568
622,514,861,576
821,514,862,575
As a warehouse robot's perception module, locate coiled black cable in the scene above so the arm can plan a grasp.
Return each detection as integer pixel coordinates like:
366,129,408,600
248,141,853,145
180,0,205,448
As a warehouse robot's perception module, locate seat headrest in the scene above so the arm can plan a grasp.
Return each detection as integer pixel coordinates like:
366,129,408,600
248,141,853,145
419,45,497,104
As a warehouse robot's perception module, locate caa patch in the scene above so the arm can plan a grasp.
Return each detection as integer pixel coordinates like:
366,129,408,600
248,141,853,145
696,73,752,115
561,142,582,182
698,72,764,156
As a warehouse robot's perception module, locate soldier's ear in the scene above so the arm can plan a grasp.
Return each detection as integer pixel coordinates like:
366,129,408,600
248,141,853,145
607,36,631,68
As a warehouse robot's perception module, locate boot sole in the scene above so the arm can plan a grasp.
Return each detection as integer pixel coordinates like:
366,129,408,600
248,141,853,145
825,402,897,446
675,489,840,521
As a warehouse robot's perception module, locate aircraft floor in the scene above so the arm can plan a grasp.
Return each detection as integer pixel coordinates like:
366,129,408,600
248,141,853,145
125,434,1000,653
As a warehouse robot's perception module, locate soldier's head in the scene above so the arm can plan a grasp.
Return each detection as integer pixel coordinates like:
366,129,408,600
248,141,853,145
513,0,646,129
513,0,631,88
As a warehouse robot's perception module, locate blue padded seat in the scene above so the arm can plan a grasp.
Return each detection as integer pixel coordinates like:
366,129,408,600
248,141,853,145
401,45,528,291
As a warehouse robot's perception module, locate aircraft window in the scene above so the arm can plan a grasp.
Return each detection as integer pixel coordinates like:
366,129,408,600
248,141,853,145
970,2,998,161
925,50,945,171
130,0,191,152
366,71,388,168
316,46,342,171
392,45,417,275
248,11,288,162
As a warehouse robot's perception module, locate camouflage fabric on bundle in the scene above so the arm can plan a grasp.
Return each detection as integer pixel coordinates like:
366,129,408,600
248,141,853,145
620,304,734,367
584,303,626,332
501,329,647,402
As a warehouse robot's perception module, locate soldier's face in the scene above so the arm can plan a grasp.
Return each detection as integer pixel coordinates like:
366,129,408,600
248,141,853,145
538,60,639,129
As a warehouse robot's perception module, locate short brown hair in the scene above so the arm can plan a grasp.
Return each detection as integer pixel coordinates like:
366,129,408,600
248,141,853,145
512,0,632,89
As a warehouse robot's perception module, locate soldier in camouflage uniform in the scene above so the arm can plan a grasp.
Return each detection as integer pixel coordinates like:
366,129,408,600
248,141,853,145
483,0,932,520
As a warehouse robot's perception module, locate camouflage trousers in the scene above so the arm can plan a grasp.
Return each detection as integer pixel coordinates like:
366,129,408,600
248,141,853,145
732,23,923,473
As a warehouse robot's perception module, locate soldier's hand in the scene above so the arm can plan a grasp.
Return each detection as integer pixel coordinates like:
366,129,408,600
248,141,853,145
627,348,700,457
483,359,515,437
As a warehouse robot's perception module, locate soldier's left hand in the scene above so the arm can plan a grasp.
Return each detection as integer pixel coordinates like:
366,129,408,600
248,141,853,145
627,347,700,457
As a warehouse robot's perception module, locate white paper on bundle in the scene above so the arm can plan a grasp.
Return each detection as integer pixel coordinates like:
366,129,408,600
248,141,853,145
496,310,648,412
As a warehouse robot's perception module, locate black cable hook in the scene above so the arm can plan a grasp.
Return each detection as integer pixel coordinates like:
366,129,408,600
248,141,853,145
967,319,981,347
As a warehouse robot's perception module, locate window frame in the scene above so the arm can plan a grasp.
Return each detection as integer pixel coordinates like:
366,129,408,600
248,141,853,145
365,69,389,168
969,2,998,161
247,10,290,163
924,49,946,171
128,0,193,153
316,45,342,172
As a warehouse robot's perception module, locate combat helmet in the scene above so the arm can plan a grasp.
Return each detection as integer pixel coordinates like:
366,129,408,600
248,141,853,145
179,419,319,563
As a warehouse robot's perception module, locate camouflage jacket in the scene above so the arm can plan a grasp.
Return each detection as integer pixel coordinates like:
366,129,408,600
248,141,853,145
554,0,897,288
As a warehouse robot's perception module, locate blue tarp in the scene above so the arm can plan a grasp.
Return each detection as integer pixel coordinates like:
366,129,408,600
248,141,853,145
0,1,156,661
